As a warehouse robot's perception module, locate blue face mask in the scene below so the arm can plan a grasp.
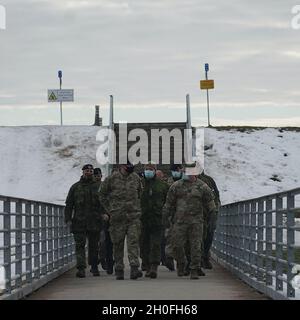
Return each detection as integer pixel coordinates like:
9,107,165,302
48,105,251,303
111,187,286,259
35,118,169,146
144,170,155,179
182,173,190,181
171,171,182,179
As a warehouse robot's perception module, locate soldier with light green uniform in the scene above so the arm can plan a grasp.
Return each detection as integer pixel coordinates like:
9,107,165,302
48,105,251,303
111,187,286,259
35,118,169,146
99,162,143,280
162,162,216,279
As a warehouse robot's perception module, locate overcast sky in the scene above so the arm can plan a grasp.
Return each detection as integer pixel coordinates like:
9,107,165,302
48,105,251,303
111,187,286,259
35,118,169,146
1,0,300,126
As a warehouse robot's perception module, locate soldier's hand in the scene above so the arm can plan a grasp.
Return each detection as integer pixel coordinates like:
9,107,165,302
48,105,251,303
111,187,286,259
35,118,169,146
102,214,109,222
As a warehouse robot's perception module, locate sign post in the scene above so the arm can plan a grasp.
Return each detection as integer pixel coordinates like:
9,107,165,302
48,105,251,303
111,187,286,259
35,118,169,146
200,63,214,127
48,71,74,125
58,70,63,126
205,64,210,127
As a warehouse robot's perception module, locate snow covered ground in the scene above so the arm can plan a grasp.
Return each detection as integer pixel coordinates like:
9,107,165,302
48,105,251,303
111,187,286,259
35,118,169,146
0,125,299,205
0,126,104,205
203,127,300,205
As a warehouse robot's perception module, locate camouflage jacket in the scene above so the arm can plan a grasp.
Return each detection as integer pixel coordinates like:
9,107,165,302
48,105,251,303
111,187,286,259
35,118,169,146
166,176,181,188
141,177,169,230
99,170,143,223
65,176,105,232
198,172,221,209
162,178,216,226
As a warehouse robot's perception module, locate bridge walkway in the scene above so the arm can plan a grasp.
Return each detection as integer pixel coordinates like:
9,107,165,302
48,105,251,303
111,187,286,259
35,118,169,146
26,260,268,300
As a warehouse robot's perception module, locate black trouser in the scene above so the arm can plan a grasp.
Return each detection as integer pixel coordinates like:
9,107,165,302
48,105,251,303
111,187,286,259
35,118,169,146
73,231,100,270
203,224,216,259
160,229,167,264
104,228,114,270
140,225,161,268
99,225,114,270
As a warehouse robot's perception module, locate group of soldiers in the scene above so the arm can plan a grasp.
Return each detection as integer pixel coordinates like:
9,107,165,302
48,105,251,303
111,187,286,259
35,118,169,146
64,161,220,280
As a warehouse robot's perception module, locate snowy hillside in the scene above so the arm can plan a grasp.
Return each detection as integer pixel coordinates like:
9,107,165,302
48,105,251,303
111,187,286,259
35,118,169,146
204,127,300,204
0,126,299,205
0,126,104,204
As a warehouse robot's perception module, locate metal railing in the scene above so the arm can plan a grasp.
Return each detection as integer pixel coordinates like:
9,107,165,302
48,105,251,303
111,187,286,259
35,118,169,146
212,187,300,300
0,195,75,300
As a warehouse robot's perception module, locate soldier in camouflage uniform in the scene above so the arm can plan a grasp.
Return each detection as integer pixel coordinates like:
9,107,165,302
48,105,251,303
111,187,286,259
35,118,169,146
94,168,114,274
99,162,143,280
133,161,144,177
65,164,108,278
140,163,169,278
162,163,216,279
161,164,183,271
184,171,221,274
199,170,221,269
155,170,168,183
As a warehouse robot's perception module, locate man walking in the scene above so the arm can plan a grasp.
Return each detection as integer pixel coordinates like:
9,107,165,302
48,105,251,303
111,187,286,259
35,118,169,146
94,167,114,274
140,163,169,278
65,164,108,278
162,162,216,279
99,162,143,280
161,164,184,271
199,170,221,269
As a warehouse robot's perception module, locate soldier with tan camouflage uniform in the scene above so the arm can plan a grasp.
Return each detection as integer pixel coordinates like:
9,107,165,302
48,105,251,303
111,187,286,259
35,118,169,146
162,163,216,279
99,162,143,280
184,171,221,274
161,164,183,271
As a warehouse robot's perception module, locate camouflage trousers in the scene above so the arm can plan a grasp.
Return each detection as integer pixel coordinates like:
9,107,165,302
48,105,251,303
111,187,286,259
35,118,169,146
185,212,218,264
73,231,100,270
109,219,141,271
172,223,203,270
140,225,161,267
202,211,218,259
164,225,174,259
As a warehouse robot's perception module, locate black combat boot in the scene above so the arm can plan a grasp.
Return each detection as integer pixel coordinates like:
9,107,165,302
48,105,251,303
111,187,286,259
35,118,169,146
115,269,124,280
177,263,185,277
141,262,147,271
190,269,199,280
137,269,143,278
149,265,158,279
90,265,100,277
100,259,107,271
130,266,140,280
76,268,86,278
184,261,190,276
202,257,213,269
106,264,114,275
145,265,151,277
165,257,175,271
197,267,206,276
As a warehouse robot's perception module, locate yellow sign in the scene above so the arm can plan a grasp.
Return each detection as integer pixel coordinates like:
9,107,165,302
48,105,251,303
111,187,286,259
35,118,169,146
200,80,214,90
48,91,57,101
